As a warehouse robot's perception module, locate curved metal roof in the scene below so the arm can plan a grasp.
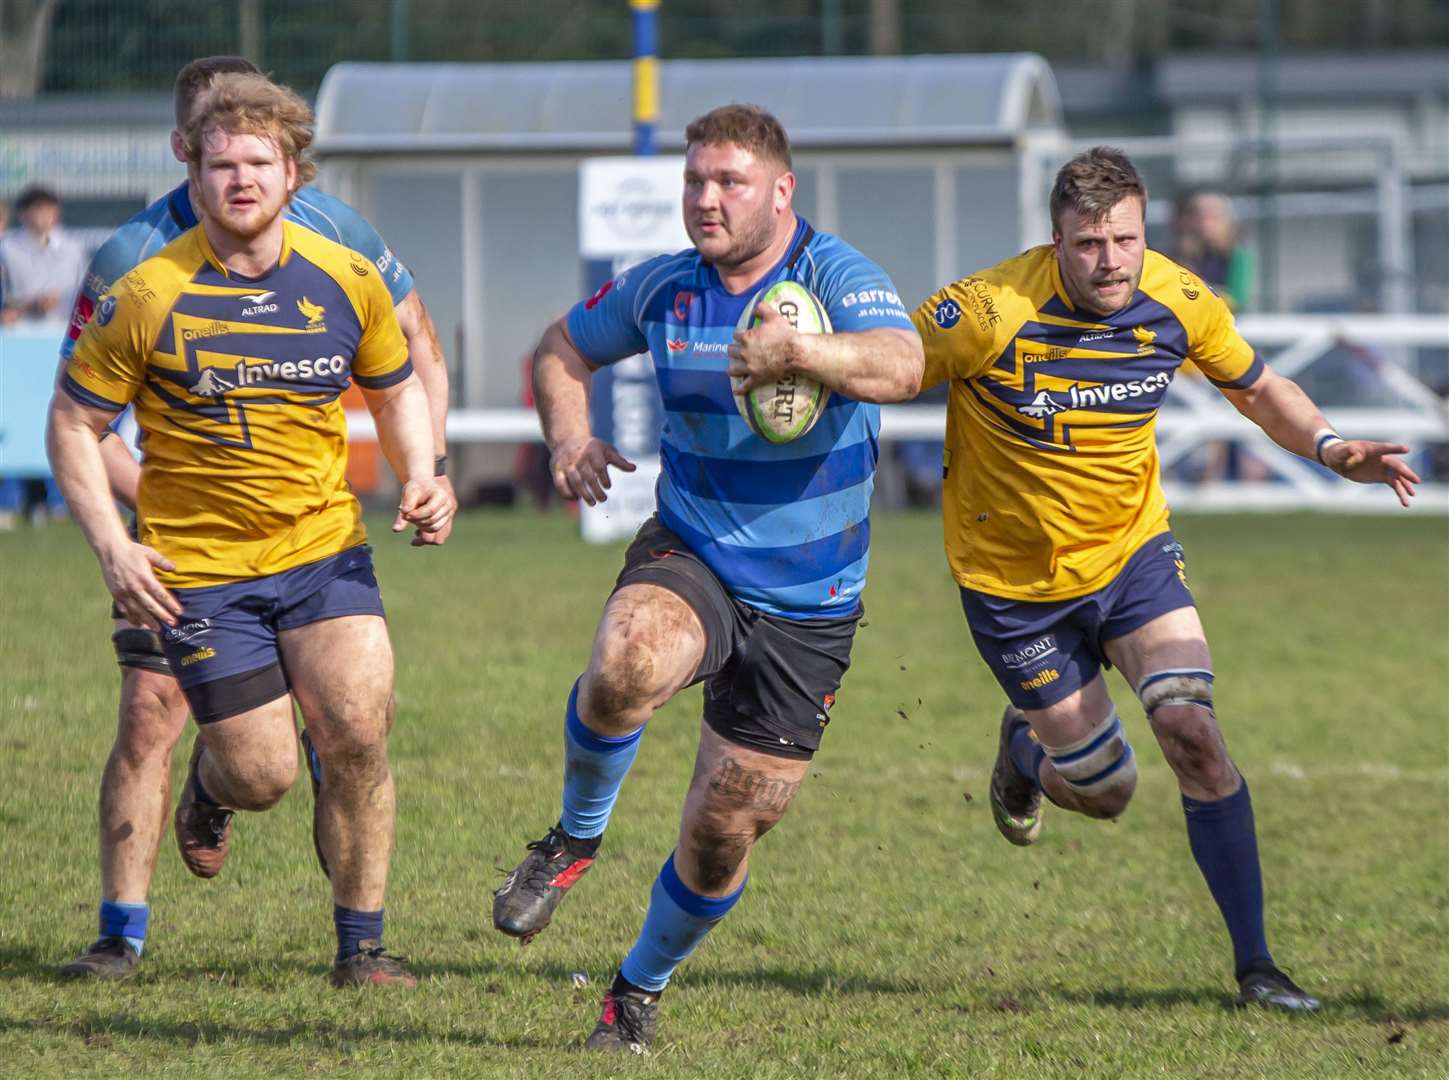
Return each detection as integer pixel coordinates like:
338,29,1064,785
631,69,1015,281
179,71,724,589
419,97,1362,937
314,53,1062,155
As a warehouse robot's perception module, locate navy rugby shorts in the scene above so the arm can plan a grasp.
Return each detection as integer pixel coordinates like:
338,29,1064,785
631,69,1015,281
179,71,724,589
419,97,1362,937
614,516,860,760
159,545,386,724
961,531,1195,711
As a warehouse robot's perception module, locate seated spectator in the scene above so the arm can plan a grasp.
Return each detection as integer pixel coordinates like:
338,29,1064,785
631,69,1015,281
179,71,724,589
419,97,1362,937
1173,190,1254,312
0,185,86,325
1171,190,1268,484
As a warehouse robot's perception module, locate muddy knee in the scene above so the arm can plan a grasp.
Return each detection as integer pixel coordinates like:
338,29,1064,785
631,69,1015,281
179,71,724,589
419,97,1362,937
583,641,660,732
1139,668,1233,792
1042,708,1138,819
115,675,189,768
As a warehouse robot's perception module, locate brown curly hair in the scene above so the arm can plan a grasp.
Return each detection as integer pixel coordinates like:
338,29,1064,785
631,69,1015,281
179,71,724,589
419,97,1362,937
182,72,317,186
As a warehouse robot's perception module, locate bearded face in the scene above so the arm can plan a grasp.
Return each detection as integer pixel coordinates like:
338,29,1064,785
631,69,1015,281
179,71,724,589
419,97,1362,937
682,141,792,272
191,127,296,246
1052,196,1146,317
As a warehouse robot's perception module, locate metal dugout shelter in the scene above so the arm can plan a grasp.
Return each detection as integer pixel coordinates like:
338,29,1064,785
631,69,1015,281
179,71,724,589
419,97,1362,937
312,54,1066,410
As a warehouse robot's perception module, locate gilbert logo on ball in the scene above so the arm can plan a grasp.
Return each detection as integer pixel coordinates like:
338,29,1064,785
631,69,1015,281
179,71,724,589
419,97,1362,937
733,280,832,443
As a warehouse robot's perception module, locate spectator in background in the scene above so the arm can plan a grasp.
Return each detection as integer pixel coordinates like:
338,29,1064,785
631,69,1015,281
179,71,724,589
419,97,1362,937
1173,190,1253,313
0,185,86,326
0,200,9,313
0,188,72,524
1173,190,1265,482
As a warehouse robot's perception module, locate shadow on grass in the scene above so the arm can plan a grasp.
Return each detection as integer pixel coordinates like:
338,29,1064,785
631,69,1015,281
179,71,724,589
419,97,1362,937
0,942,333,986
0,1012,553,1052
1059,985,1449,1022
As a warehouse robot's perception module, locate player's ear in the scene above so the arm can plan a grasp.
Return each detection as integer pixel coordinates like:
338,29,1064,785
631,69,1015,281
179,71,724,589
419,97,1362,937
170,129,186,164
774,170,795,213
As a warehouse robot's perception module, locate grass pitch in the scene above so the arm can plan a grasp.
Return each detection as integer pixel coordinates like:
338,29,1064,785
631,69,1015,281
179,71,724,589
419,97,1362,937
1,509,1445,1077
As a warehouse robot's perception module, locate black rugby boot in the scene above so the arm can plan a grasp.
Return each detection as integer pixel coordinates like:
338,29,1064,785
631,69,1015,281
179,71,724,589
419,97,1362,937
1235,962,1321,1012
492,823,600,943
989,705,1043,846
60,936,140,980
584,971,661,1053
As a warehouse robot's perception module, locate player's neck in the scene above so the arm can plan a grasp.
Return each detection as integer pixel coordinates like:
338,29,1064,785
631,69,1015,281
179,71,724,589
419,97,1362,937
712,212,798,295
203,216,286,279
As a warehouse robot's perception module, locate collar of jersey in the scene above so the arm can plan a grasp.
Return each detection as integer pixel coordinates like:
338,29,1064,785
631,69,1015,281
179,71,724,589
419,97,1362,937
703,215,809,296
193,217,294,282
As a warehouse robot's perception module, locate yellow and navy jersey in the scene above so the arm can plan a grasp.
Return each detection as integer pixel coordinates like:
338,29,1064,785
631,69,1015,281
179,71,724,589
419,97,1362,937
912,246,1263,601
64,220,409,588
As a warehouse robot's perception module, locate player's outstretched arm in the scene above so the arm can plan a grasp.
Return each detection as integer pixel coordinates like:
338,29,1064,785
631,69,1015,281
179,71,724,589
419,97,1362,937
394,288,454,544
533,318,635,506
361,373,457,540
728,304,923,403
46,393,181,628
1220,365,1420,506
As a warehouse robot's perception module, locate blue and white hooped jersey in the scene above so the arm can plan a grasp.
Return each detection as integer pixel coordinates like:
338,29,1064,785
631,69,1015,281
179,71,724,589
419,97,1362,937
566,218,915,620
63,182,413,361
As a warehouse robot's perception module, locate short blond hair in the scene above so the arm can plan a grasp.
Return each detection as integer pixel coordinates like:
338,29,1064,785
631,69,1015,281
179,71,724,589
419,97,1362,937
183,72,317,186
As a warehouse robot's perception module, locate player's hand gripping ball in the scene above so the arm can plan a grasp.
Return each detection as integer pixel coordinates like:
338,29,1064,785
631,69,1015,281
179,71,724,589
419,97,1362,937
733,280,832,443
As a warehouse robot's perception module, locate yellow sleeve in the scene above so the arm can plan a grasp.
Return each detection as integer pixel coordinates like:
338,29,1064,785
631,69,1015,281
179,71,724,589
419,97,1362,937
911,277,1008,391
1179,269,1263,389
63,289,152,412
349,260,410,390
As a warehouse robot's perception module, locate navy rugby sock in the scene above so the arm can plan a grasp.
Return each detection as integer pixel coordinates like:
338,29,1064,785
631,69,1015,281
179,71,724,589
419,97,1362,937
1008,723,1046,789
334,904,384,963
619,854,745,993
1182,778,1273,979
191,748,224,807
99,899,149,956
560,678,644,840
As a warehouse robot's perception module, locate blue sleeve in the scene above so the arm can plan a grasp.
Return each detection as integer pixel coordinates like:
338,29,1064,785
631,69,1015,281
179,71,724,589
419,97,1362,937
290,187,415,306
564,260,658,366
808,236,916,335
59,217,168,361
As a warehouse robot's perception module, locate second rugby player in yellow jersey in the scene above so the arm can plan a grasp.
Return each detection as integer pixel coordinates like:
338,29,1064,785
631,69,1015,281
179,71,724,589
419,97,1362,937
912,147,1417,1013
48,73,450,988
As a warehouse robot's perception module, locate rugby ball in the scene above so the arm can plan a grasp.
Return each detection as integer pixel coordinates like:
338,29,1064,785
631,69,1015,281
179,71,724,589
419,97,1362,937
733,280,832,444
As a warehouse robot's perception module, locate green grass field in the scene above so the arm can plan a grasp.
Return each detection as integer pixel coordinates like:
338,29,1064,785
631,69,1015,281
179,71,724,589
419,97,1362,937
1,509,1445,1077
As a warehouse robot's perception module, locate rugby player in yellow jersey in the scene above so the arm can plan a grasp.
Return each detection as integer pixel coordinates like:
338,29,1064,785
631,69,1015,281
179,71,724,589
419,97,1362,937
48,73,451,987
55,57,457,983
912,147,1418,1013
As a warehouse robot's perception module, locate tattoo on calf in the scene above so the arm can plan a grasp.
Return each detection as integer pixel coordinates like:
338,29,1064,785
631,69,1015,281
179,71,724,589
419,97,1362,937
708,757,801,813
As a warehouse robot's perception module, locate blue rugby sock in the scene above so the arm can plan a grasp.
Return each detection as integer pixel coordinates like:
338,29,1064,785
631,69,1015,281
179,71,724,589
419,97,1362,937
1182,778,1273,979
1008,722,1046,789
560,678,644,840
620,854,745,993
99,899,149,956
334,904,384,963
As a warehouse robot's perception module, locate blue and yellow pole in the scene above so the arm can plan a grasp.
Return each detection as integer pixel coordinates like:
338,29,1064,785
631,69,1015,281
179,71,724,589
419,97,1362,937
631,0,660,156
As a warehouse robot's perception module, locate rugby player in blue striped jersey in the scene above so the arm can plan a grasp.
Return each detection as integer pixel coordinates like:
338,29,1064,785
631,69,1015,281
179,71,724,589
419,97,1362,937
491,104,924,1051
58,57,455,981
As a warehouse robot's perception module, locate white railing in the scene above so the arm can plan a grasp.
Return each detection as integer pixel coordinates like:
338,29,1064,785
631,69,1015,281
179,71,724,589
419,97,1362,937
346,314,1449,513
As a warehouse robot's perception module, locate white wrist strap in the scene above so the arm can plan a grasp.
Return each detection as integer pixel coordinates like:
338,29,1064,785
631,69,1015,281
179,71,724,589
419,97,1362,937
1312,428,1344,466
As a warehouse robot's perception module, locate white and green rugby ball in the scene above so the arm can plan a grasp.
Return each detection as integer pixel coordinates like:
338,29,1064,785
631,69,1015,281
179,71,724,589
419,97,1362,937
733,280,832,444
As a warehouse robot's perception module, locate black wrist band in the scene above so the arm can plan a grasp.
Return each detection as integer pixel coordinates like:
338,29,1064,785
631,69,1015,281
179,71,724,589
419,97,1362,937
433,454,448,477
